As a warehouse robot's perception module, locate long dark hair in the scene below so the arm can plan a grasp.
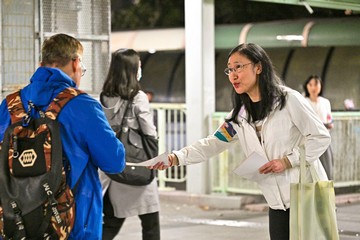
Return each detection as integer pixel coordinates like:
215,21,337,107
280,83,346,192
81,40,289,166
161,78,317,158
226,43,286,123
303,75,323,97
102,48,141,99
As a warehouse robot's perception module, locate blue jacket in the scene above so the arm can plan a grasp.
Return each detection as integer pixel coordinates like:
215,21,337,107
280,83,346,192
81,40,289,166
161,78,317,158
0,67,126,239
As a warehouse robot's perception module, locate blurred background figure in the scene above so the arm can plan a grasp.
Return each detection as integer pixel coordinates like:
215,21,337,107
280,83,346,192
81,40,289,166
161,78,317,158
99,48,160,240
144,90,155,102
303,75,334,179
344,98,355,110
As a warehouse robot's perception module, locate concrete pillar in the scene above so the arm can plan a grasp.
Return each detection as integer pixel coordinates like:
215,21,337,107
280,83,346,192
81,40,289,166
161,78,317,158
184,0,215,194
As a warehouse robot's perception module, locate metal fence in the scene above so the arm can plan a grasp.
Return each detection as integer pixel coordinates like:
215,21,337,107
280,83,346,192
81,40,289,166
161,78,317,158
210,111,360,194
2,0,359,194
0,0,110,99
41,0,111,94
331,112,360,187
153,103,360,194
0,0,36,96
209,112,261,194
151,103,188,189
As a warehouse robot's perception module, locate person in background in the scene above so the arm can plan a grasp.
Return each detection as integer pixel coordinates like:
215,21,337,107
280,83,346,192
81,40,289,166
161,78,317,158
0,33,126,239
144,90,155,102
303,75,334,179
149,43,330,240
344,98,355,110
99,48,160,240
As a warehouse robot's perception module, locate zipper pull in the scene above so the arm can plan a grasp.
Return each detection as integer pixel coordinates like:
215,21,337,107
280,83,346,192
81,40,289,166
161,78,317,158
12,135,19,159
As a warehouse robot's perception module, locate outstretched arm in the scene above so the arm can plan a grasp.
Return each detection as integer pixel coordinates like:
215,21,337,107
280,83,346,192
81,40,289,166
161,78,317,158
149,153,179,170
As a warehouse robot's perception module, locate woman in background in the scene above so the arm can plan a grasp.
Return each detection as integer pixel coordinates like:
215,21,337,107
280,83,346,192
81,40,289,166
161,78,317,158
303,75,334,179
100,48,160,240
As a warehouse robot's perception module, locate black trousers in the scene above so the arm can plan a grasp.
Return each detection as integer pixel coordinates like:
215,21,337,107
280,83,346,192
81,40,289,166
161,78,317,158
268,208,290,240
102,191,160,240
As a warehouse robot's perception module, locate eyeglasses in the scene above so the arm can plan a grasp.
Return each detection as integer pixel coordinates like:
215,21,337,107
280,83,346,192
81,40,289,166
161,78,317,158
224,63,252,75
73,57,87,76
79,60,86,77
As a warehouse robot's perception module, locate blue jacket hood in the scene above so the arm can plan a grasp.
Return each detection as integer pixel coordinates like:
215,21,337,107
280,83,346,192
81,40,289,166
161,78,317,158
21,67,76,110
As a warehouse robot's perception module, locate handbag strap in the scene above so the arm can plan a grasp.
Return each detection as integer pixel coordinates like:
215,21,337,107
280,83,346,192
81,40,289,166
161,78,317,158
299,146,320,183
300,147,306,183
124,98,146,136
120,99,132,128
121,97,150,137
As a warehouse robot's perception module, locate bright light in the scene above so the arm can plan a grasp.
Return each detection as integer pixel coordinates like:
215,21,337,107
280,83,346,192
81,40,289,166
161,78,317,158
276,35,304,41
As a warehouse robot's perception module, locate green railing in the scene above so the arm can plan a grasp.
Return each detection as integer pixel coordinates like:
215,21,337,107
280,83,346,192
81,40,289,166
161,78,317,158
152,103,360,194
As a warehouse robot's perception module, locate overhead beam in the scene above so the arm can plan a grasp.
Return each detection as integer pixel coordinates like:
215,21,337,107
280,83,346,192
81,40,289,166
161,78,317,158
249,0,360,12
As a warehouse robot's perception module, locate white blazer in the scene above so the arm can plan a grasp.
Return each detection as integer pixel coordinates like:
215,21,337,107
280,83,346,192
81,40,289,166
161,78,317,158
174,86,331,210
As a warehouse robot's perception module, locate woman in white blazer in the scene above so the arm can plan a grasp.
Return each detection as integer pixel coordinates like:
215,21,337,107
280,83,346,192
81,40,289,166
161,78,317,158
150,43,331,240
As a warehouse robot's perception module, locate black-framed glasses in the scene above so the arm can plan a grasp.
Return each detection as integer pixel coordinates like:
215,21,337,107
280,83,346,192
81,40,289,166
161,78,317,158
224,62,252,75
73,57,87,76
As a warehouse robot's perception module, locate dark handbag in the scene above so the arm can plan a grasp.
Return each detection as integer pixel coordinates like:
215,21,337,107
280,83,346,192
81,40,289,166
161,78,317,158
106,101,158,186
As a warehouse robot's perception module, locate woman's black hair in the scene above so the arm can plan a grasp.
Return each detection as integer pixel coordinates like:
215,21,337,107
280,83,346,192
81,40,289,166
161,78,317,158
303,75,323,97
102,48,141,99
226,43,287,124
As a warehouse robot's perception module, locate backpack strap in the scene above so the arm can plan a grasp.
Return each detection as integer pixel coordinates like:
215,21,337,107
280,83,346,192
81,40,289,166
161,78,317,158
5,91,27,124
6,88,85,123
45,87,85,120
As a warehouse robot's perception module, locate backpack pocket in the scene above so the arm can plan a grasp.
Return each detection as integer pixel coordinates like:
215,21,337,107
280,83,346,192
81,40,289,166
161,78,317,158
10,129,48,177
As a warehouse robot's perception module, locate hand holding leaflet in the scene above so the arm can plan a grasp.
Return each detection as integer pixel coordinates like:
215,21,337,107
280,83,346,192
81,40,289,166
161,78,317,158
233,151,270,182
126,151,169,167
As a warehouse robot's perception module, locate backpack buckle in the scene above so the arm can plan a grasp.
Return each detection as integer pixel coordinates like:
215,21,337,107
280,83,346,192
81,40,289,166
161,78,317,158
9,201,26,239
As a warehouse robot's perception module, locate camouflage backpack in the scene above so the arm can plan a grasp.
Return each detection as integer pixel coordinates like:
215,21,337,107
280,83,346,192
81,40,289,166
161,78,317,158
0,87,84,240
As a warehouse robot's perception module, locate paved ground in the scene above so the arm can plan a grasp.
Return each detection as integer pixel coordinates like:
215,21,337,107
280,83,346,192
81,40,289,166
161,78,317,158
114,191,360,240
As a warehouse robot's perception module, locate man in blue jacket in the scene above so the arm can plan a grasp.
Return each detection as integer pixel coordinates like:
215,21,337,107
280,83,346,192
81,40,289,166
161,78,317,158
0,33,126,239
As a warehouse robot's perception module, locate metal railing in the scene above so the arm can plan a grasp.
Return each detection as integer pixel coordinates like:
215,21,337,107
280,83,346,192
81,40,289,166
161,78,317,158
152,102,360,194
151,103,187,190
209,113,262,194
210,111,360,194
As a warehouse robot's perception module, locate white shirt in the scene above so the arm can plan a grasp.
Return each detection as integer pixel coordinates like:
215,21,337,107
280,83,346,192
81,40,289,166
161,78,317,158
306,96,332,124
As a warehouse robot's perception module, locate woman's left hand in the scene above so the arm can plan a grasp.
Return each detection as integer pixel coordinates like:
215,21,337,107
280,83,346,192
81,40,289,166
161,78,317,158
259,159,286,174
